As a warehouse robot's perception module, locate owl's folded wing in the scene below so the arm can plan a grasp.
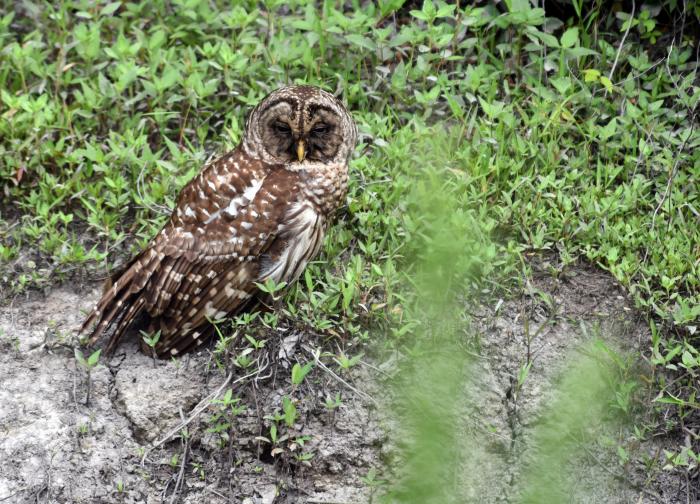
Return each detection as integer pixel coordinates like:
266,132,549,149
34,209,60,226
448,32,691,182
80,153,302,356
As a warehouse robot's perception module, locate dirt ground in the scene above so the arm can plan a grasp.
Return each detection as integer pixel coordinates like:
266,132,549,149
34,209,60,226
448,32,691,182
0,260,689,503
453,259,688,503
0,284,384,504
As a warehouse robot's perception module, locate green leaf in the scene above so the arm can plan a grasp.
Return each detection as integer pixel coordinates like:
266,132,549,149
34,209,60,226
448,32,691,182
75,349,87,367
682,351,696,368
550,77,571,95
409,9,428,21
560,27,579,48
599,76,614,92
533,30,560,48
391,61,407,90
100,2,121,16
149,30,167,50
345,34,376,51
422,0,437,19
583,69,601,82
157,66,181,92
436,3,456,18
292,362,314,385
566,46,598,58
282,396,297,427
87,349,101,367
599,118,617,141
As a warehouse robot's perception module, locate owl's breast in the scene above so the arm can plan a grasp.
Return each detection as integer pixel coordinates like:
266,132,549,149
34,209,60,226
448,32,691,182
299,162,349,214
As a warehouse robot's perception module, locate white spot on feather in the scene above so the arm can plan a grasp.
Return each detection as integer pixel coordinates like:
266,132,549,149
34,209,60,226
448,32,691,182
224,284,248,299
242,178,263,201
205,178,263,224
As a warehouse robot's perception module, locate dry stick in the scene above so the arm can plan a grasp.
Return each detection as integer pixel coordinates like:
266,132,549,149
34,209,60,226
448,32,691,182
168,408,190,504
141,366,265,465
0,488,32,502
608,0,635,85
304,346,378,406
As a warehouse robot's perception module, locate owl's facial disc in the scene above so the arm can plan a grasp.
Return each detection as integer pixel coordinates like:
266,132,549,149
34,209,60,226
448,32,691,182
259,103,342,164
245,86,357,166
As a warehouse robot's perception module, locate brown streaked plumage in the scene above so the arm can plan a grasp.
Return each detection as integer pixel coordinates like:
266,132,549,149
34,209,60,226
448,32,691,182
80,85,357,357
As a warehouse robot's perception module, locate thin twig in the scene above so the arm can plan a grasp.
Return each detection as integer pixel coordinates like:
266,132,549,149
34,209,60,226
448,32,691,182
608,0,635,84
304,346,378,406
142,366,265,464
168,408,190,504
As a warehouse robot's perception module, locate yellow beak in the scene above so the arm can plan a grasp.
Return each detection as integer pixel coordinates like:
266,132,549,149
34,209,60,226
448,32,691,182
296,139,305,162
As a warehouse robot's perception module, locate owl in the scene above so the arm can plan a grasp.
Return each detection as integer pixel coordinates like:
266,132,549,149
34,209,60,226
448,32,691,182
80,85,357,357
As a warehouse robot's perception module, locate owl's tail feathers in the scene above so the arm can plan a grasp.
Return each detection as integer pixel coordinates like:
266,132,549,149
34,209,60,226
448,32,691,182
79,249,159,354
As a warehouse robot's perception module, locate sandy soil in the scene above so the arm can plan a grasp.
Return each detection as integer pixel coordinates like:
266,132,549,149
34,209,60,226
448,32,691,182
0,286,383,503
0,260,688,503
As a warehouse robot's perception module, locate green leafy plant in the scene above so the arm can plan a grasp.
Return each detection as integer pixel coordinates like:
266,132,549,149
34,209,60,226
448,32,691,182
74,348,101,406
140,329,161,367
291,361,314,387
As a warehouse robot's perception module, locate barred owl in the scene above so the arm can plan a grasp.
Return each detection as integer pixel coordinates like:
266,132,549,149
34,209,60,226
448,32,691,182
80,85,357,357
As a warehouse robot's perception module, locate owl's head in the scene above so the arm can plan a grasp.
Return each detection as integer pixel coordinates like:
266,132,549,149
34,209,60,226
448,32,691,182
243,85,357,166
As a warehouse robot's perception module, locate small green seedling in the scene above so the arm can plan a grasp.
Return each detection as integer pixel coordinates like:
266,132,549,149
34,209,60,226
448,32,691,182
192,461,205,481
75,348,101,406
324,393,343,425
334,352,363,372
291,361,314,386
294,451,315,465
140,329,161,367
282,396,297,427
516,361,533,398
361,467,386,488
207,388,245,449
244,334,266,349
324,393,343,411
255,278,288,300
